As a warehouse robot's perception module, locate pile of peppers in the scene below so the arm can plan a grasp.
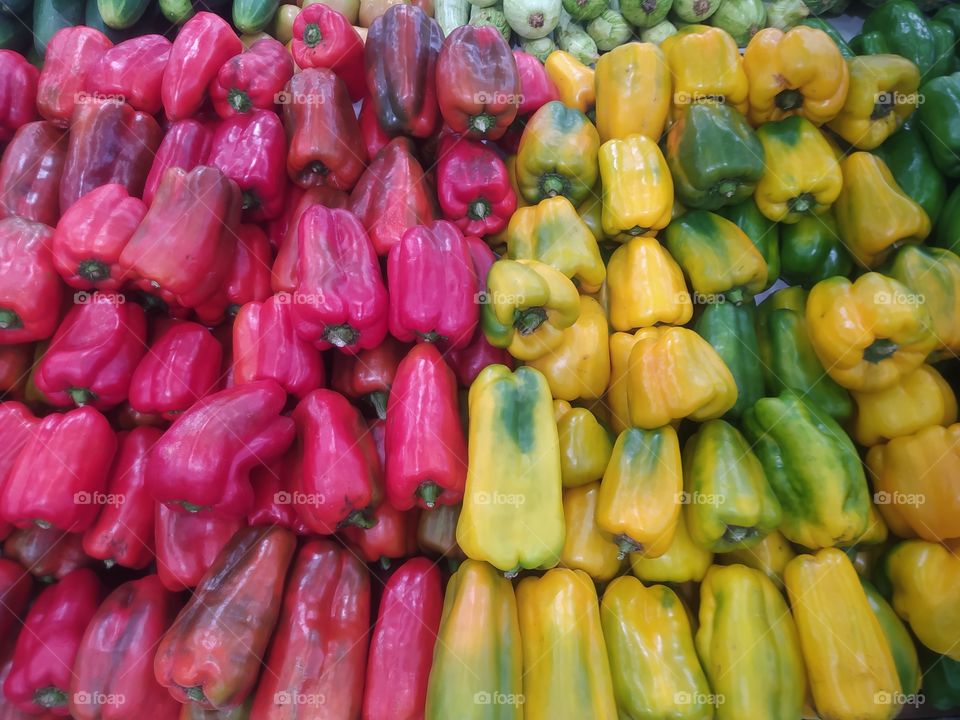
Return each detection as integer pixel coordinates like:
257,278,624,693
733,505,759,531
1,3,960,719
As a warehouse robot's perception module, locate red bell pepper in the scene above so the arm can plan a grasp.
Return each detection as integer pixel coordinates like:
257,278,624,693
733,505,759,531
208,109,287,221
330,335,408,418
69,576,180,720
142,119,214,206
0,218,62,345
0,557,30,640
2,527,91,583
233,294,324,398
342,500,419,567
0,402,38,487
148,380,295,516
0,122,69,227
388,220,478,349
437,135,516,237
154,526,297,710
248,454,310,534
154,504,243,591
270,185,348,293
361,557,443,720
436,25,520,140
290,389,383,532
292,4,365,101
81,427,161,570
34,294,147,409
209,37,293,118
249,540,369,720
359,98,391,160
282,68,367,191
0,345,32,400
0,655,59,720
162,12,243,121
2,569,102,716
266,185,303,248
178,702,251,720
349,136,437,256
120,165,241,310
193,224,273,325
128,321,223,419
513,49,559,116
364,5,442,139
0,51,38,142
84,35,172,115
36,27,112,127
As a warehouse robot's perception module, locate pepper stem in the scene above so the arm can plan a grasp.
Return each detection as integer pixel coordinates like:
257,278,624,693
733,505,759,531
468,198,491,220
34,519,52,529
103,558,116,569
340,508,376,530
67,388,96,406
379,556,392,570
863,338,899,364
228,88,252,114
504,567,520,579
305,161,329,177
417,482,442,508
323,324,359,348
418,330,444,343
184,686,207,704
241,190,261,211
178,501,206,513
367,390,388,420
774,89,804,111
871,95,894,121
722,525,756,545
304,22,322,47
514,306,547,336
614,533,642,560
725,288,745,305
0,308,23,330
788,193,815,215
626,225,649,236
78,259,110,283
715,180,739,199
33,687,68,709
468,113,495,135
539,173,567,199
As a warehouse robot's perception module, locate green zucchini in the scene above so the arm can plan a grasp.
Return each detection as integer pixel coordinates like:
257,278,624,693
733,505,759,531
158,0,192,23
96,0,150,27
436,0,469,35
33,0,84,56
232,0,276,33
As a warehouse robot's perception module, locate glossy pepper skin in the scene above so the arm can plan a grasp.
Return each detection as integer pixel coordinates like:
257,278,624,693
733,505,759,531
210,37,292,118
694,301,763,419
875,120,946,225
141,119,213,206
291,5,364,101
861,578,921,700
601,576,712,720
917,72,960,178
806,273,936,392
0,51,38,141
250,540,370,720
858,0,941,79
36,27,112,127
778,209,851,287
161,12,243,121
661,25,748,116
154,505,243,591
330,336,407,418
2,526,90,584
598,134,673,238
606,237,692,332
342,497,418,566
629,508,713,584
0,346,31,400
543,50,595,113
155,526,297,710
84,35,171,116
754,116,842,223
717,197,780,290
560,482,621,582
919,647,960,712
437,136,516,237
0,218,62,344
887,245,960,360
852,365,956,446
0,121,69,227
0,557,31,639
457,365,564,574
594,42,671,143
193,223,272,326
718,530,795,588
785,549,902,720
554,401,613,488
742,391,870,549
358,99,391,160
3,569,102,716
271,185,349,292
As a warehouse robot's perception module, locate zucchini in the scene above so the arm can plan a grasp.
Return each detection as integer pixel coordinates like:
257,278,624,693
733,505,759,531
557,20,598,64
158,0,192,23
621,0,670,28
232,0,276,33
469,3,511,40
33,0,84,56
708,0,764,45
436,0,469,34
96,0,150,28
519,34,556,60
504,0,561,38
585,7,629,50
798,16,853,58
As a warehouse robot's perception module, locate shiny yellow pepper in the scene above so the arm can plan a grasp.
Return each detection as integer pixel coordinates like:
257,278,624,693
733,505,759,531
598,134,673,239
661,24,748,117
553,400,613,488
560,482,623,582
607,331,640,434
544,50,595,114
630,507,713,584
606,236,692,332
717,530,795,588
594,42,671,143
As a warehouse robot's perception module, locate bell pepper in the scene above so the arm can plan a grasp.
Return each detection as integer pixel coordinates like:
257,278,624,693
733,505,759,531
875,120,946,226
178,702,251,720
857,0,941,80
693,301,763,419
81,426,161,570
0,345,31,400
594,42,670,143
362,558,442,720
718,530,795,588
756,286,853,422
805,273,936,392
271,185,349,292
601,576,713,720
605,237,691,332
516,569,618,720
162,12,243,121
626,326,738,429
861,577,922,701
417,503,463,558
598,134,673,238
36,27,112,127
717,197,780,290
155,526,296,709
661,24,749,117
154,505,243,591
778,209,851,288
247,454,310,535
936,184,960,253
852,365,956,446
919,647,960,712
2,526,90,584
2,569,102,716
754,115,843,223
543,50,594,113
250,540,369,719
515,101,599,206
84,35,171,116
282,68,367,191
0,121,68,227
436,136,516,237
330,336,406,419
1,406,116,532
120,166,242,310
0,557,31,640
142,119,214,206
742,390,870,548
457,365,564,575
630,508,713,583
69,576,180,720
697,564,806,720
358,99,391,160
291,4,364,101
887,245,960,361
560,482,621,582
349,137,437,256
34,295,147,409
917,72,960,178
342,499,417,567
210,37,292,118
193,224,272,326
554,402,613,488
0,50,38,142
0,218,62,345
785,549,902,719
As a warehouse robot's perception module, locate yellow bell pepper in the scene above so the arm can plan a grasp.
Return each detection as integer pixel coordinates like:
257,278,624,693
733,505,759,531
606,237,692,332
887,245,960,361
785,548,902,720
560,482,623,582
806,273,937,392
553,401,613,488
607,331,640,434
626,326,738,429
630,507,713,584
743,26,849,126
576,179,609,243
597,426,681,559
833,152,931,268
598,135,673,239
516,569,618,720
594,42,671,143
854,501,890,547
661,24,748,117
717,530,795,588
544,50,595,114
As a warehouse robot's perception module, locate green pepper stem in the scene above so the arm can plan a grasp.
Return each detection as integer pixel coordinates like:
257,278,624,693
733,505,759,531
67,388,96,406
178,501,206,513
774,89,804,111
722,525,757,546
417,482,442,508
78,259,110,283
241,190,261,211
539,173,567,199
0,308,23,330
33,687,68,709
305,161,329,177
715,180,739,199
863,338,899,364
725,288,745,305
418,330,444,343
504,567,520,579
468,113,495,135
323,323,359,348
468,198,491,220
788,193,815,215
615,534,642,560
626,225,649,236
184,686,207,704
514,306,548,336
34,519,52,530
340,508,376,530
228,88,252,114
304,22,322,47
379,556,392,570
367,390,389,420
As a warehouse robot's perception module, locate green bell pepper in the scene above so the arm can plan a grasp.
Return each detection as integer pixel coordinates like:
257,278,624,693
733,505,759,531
934,184,960,253
717,198,780,291
778,210,851,288
857,0,939,79
917,72,960,178
930,20,958,78
860,578,922,698
918,646,960,712
874,120,947,225
934,4,960,40
693,300,763,420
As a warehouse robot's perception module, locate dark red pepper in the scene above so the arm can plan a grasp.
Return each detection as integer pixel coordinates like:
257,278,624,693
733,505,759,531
247,453,310,534
0,345,32,400
36,27,112,127
292,4,366,101
209,37,293,118
0,218,63,345
154,504,243,591
142,119,214,206
2,527,92,583
193,223,273,326
330,335,408,418
0,402,38,487
341,500,419,568
84,35,172,115
437,134,516,237
0,557,30,640
0,654,59,720
0,51,38,142
270,185,348,293
0,121,69,227
358,98,392,161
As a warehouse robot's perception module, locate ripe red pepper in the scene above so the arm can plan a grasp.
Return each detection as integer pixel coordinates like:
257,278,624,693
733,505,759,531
162,12,243,121
292,4,366,101
342,500,419,567
36,27,112,127
250,540,369,720
437,135,516,237
330,335,408,418
359,98,391,160
120,166,241,310
142,119,214,206
193,224,273,325
69,576,181,720
2,527,91,583
349,137,437,256
290,389,383,532
283,68,367,191
81,427,162,570
0,51,38,142
0,655,59,720
0,557,30,639
0,345,32,400
248,454,310,534
209,37,293,118
0,402,38,486
148,380,295,515
0,218,63,345
154,526,297,710
436,25,520,140
3,569,102,716
34,295,147,409
270,185,348,293
154,504,243,591
364,5,442,139
362,557,443,720
514,49,559,116
0,121,69,227
178,702,251,720
128,321,223,419
84,35,172,115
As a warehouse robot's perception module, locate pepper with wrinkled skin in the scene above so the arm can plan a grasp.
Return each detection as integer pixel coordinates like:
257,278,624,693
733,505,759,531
694,300,763,419
661,25,748,117
2,526,91,585
36,27,112,127
594,42,671,143
142,120,213,206
630,497,713,584
437,136,516,237
271,185,349,292
0,218,62,345
717,197,780,290
560,482,622,582
291,4,365,100
718,530,795,588
341,499,418,567
330,336,407,419
778,209,851,287
916,71,960,178
84,35,171,116
0,121,68,227
554,402,613,488
543,50,595,113
154,506,243,592
606,237,692,332
598,134,673,238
